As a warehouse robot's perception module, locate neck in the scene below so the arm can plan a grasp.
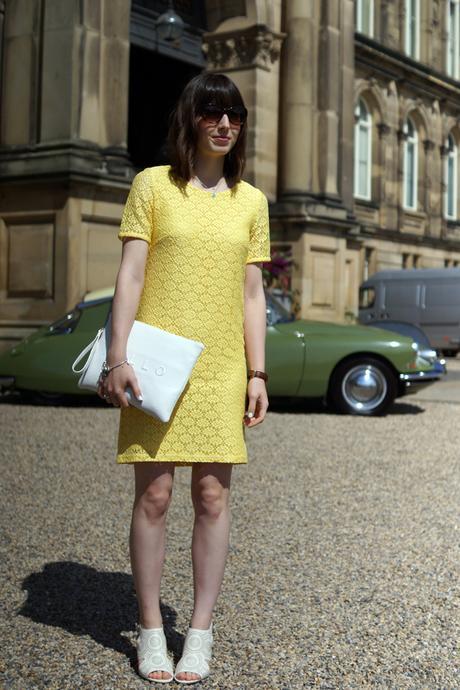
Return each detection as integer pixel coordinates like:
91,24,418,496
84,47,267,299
192,155,225,186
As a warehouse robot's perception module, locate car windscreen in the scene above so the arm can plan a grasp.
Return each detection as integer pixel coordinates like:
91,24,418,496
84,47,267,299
266,294,296,324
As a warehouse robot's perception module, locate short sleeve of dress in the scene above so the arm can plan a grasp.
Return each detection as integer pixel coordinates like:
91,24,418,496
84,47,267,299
118,170,154,244
246,190,271,264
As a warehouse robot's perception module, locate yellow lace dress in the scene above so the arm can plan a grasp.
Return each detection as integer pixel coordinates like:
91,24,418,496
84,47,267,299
116,165,271,465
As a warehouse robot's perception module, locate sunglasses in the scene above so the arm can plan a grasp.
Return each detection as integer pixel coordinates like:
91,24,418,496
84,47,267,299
199,104,248,126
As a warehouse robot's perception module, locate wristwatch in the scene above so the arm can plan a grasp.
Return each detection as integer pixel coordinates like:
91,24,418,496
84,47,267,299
247,369,268,382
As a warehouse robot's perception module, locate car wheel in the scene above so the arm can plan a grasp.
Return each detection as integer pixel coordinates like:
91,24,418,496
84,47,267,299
328,357,398,416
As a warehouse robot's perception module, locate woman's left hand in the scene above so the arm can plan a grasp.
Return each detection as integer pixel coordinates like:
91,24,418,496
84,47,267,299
244,377,269,427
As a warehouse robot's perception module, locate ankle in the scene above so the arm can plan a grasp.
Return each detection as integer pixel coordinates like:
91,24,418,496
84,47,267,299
139,616,163,629
189,616,213,630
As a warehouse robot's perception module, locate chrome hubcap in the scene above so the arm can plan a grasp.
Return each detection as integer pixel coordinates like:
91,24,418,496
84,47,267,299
342,364,387,412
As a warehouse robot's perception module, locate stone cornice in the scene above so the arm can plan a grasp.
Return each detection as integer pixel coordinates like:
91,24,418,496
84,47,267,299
355,34,460,108
202,24,286,72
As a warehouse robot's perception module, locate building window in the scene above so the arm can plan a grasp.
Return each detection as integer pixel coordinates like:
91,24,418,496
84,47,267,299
354,99,372,200
355,0,374,37
445,134,458,219
405,0,420,59
403,117,418,210
447,0,460,77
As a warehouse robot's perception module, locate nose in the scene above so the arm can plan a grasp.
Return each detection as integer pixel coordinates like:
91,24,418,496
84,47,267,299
218,113,230,128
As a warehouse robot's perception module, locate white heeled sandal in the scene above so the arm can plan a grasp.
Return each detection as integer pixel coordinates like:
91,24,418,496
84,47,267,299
174,622,213,684
136,624,174,683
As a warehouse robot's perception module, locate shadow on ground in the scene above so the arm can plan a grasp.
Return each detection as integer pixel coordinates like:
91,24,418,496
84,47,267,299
17,562,184,667
268,396,425,416
1,390,426,416
0,390,107,408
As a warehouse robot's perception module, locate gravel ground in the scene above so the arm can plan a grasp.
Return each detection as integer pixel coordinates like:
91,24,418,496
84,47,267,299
0,395,459,689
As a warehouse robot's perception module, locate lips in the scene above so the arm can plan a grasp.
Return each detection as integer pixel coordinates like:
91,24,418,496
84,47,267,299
212,136,230,143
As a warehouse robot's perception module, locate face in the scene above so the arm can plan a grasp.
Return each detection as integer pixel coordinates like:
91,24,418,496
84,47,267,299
195,103,246,158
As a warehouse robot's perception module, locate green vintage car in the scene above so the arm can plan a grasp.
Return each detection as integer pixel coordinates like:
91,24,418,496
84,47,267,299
0,286,440,415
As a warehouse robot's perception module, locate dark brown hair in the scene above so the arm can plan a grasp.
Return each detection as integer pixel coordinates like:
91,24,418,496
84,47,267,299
167,73,247,191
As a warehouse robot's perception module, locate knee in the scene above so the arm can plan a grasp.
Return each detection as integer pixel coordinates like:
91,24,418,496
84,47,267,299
193,485,228,520
137,485,172,521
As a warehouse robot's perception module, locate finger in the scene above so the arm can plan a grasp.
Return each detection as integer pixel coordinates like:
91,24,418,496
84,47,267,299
244,397,258,424
129,376,143,402
246,396,268,426
114,388,130,409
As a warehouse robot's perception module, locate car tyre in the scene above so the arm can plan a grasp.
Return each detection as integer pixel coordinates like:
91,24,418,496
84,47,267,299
328,357,398,416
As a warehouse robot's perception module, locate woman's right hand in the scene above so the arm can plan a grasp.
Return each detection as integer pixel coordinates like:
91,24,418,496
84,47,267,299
97,363,143,408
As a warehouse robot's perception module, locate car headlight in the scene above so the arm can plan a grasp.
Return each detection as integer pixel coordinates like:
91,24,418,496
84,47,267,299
411,341,419,352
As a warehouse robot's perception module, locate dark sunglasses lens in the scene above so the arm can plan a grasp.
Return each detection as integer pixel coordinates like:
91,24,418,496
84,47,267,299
228,107,247,124
201,106,222,122
201,105,247,124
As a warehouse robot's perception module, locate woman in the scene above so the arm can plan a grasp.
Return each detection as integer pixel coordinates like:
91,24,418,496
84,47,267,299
98,72,270,684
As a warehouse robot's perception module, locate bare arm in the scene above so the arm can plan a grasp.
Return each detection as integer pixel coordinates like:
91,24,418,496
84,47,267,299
107,237,149,364
97,237,149,407
243,262,269,427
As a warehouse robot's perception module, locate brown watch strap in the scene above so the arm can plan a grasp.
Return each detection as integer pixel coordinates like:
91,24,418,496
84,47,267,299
247,369,268,382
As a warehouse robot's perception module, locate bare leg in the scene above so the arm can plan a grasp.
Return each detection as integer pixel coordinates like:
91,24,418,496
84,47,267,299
130,462,175,681
175,463,232,682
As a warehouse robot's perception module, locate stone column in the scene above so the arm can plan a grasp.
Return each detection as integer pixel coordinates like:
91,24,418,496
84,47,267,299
380,0,401,50
317,1,341,200
423,138,436,228
0,0,42,148
278,0,355,212
0,0,131,180
202,21,285,200
278,0,317,200
0,0,5,99
0,0,132,350
338,0,355,212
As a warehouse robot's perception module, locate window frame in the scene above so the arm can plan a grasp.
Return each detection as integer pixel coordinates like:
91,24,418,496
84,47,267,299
444,133,458,220
355,0,374,37
403,117,418,211
405,0,420,60
354,99,373,201
447,0,460,78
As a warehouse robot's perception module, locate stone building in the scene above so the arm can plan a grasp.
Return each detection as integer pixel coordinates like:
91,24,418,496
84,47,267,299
1,0,460,350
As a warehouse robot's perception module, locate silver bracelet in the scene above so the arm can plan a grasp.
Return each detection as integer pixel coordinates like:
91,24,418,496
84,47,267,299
100,359,131,380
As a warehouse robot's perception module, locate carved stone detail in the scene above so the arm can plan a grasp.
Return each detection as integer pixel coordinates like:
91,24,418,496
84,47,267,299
202,24,286,72
377,122,391,138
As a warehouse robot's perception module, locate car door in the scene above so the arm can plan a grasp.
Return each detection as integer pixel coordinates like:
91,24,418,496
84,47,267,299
265,324,305,395
264,296,305,395
419,280,460,349
381,280,421,323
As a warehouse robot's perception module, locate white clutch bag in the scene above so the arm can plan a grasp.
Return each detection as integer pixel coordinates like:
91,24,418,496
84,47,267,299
71,313,205,422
